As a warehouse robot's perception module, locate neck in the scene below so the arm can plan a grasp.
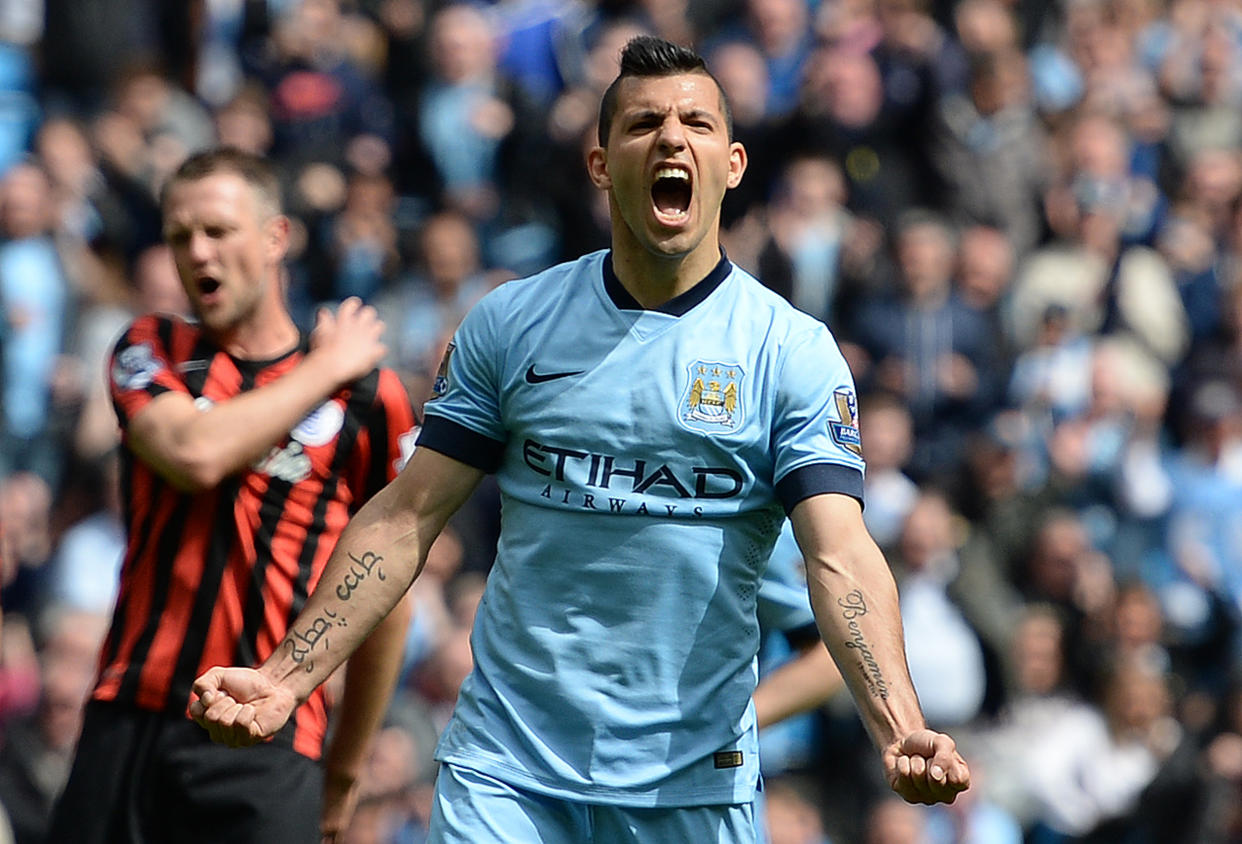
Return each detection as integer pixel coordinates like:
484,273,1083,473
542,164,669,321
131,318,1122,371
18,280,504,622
609,232,723,309
213,295,300,360
216,317,300,360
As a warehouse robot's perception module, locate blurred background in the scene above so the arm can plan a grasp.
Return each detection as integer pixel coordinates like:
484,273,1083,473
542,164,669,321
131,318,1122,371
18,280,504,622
3,0,1242,841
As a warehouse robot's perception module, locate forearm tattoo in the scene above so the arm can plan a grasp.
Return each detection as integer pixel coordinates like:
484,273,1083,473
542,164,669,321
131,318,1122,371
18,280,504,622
837,589,890,701
285,607,346,673
283,550,386,672
336,550,387,600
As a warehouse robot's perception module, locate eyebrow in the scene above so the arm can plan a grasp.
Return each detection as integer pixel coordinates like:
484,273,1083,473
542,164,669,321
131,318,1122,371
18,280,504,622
624,107,721,125
681,108,719,123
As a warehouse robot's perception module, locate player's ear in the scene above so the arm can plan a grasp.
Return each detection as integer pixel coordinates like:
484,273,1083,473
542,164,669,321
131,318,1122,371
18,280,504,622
726,142,747,190
264,214,291,263
587,146,611,190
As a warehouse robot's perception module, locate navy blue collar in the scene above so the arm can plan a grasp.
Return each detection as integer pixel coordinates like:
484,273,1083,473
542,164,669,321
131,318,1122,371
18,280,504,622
603,250,732,316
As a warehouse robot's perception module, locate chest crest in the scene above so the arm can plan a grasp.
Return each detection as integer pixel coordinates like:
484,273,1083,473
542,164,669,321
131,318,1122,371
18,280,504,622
679,360,745,435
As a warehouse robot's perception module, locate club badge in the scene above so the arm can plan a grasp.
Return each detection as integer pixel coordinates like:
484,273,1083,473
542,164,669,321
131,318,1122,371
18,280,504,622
679,361,744,435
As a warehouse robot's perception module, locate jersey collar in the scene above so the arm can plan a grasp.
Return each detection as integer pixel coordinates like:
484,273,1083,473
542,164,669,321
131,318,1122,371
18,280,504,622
227,331,308,373
603,250,733,316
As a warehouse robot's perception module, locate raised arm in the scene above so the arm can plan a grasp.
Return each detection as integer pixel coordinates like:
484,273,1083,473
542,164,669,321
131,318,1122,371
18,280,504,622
789,492,970,805
190,445,484,745
128,299,385,491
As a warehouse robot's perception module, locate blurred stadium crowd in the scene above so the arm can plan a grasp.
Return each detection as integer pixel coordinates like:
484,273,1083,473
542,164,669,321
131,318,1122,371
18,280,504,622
2,0,1242,841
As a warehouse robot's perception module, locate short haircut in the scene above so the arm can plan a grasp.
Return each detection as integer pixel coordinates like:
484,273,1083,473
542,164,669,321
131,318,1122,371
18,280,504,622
597,36,733,145
161,147,283,218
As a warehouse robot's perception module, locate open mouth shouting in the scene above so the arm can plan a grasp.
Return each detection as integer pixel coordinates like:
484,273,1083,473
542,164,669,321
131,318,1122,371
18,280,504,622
195,275,223,303
651,164,692,226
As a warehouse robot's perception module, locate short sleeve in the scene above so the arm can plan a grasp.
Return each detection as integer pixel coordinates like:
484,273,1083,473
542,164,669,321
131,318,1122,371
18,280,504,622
770,324,866,513
417,291,508,472
109,316,190,428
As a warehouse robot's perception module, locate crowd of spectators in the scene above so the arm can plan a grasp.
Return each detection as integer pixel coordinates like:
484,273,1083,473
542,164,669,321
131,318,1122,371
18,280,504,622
3,0,1242,841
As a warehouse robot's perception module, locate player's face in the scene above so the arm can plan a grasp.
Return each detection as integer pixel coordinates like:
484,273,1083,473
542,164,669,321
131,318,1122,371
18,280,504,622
589,73,746,262
162,172,286,335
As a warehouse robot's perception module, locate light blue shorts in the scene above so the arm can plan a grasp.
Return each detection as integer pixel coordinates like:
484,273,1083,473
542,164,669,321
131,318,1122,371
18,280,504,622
429,763,758,844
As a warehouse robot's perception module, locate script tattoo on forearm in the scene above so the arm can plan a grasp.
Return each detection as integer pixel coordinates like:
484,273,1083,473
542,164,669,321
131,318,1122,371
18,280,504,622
285,607,347,673
837,589,890,701
336,551,386,601
281,551,383,673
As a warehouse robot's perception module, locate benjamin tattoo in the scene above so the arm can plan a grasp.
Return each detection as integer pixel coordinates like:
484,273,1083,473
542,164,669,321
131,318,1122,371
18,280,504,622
837,589,890,701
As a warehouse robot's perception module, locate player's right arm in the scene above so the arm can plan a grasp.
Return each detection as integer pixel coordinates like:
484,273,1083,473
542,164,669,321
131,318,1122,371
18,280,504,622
190,444,484,745
123,299,385,491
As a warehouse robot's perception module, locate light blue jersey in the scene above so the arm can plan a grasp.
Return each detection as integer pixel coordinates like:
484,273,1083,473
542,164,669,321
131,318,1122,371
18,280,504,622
757,522,817,638
756,521,822,776
419,250,864,808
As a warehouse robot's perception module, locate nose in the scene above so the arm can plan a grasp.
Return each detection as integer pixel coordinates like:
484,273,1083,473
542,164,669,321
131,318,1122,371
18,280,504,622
187,230,213,263
656,114,686,152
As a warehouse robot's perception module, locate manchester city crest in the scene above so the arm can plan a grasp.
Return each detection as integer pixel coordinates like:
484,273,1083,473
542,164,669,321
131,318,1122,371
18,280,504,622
679,361,744,434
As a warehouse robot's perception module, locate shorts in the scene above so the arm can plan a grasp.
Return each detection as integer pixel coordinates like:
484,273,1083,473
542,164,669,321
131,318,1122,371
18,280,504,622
47,701,323,844
429,762,757,844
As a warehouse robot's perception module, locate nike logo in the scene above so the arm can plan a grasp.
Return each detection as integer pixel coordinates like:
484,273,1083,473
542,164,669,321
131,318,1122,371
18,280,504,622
525,364,584,384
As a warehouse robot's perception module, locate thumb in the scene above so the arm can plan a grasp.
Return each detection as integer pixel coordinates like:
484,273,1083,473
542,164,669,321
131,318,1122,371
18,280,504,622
902,730,960,783
192,666,226,702
898,729,939,758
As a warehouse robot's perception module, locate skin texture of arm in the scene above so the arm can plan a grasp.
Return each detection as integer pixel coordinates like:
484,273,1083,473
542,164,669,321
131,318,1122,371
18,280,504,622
789,492,971,805
190,446,484,744
753,639,842,730
318,595,412,843
127,301,385,491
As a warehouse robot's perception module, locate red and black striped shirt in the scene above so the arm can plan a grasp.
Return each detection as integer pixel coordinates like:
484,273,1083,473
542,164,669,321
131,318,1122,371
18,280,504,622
97,314,417,759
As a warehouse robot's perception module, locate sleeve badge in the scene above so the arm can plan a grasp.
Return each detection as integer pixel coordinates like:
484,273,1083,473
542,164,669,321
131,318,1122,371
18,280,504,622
829,388,862,456
111,342,164,391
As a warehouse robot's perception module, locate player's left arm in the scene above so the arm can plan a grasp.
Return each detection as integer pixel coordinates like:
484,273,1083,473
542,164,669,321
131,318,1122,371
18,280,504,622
790,493,971,805
319,371,418,842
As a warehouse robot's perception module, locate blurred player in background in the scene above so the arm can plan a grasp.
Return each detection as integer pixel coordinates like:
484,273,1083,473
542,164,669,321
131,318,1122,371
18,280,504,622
48,148,417,843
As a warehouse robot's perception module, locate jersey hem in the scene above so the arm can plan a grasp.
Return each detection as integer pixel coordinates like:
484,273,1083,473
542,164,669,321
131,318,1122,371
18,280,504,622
433,750,758,808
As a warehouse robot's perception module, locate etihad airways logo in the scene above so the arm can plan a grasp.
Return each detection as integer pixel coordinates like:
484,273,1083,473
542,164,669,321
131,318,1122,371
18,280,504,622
523,438,745,515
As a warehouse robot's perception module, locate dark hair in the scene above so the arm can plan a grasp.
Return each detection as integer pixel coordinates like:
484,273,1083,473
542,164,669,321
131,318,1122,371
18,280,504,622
597,36,733,145
160,147,283,217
